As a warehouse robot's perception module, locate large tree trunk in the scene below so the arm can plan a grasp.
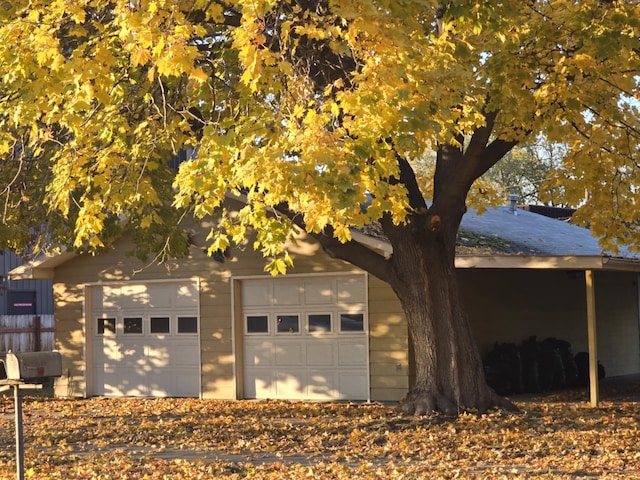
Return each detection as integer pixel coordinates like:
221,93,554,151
386,215,516,416
308,138,519,415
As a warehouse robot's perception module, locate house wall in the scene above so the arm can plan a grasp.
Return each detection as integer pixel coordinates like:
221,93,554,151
368,275,409,401
459,269,640,377
51,200,408,401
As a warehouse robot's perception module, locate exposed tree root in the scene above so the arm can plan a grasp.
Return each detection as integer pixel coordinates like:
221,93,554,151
399,388,519,417
488,391,519,413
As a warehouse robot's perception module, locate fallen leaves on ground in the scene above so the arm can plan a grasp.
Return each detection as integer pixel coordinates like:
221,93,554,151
1,388,639,479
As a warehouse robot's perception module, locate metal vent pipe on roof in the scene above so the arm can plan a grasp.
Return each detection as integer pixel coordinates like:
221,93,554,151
509,194,519,214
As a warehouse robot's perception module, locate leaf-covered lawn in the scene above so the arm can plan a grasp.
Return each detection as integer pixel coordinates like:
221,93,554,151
1,390,639,479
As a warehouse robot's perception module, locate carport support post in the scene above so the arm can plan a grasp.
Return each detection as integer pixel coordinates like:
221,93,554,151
585,269,599,407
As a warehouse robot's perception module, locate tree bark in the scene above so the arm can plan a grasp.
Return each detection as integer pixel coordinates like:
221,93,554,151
380,203,516,415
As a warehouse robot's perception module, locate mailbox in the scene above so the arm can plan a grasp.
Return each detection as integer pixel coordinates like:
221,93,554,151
2,351,62,381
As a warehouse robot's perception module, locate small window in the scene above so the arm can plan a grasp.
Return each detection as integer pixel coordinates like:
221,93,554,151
97,318,115,335
246,315,268,334
150,317,170,334
177,316,198,334
123,317,143,334
277,315,299,333
340,313,364,332
308,314,331,333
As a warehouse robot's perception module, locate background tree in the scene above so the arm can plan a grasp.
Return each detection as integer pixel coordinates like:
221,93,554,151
0,1,638,414
482,138,569,206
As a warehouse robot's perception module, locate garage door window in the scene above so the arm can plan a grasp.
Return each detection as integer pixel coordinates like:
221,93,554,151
150,317,170,334
124,317,143,334
177,316,198,334
97,318,116,335
246,315,268,334
308,313,331,333
340,313,364,332
276,314,299,334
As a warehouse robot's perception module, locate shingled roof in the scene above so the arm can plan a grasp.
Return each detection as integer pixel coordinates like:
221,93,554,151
458,206,603,257
352,203,640,271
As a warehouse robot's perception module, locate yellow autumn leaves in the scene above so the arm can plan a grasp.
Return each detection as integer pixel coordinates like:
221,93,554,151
0,0,638,267
1,394,639,479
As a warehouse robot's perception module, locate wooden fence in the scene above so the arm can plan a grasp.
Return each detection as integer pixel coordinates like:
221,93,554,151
0,315,55,353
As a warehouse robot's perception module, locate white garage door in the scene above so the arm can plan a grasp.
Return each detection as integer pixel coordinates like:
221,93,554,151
242,275,369,401
90,281,200,397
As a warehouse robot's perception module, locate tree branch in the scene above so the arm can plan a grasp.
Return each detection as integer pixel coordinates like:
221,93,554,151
311,229,392,284
394,153,427,212
274,202,392,283
471,138,518,180
464,110,498,162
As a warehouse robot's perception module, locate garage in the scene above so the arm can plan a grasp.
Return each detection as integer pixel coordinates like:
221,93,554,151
89,280,200,397
241,274,369,400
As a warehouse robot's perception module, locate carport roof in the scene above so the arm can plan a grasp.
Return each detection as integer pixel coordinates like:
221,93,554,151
353,205,640,272
456,206,640,271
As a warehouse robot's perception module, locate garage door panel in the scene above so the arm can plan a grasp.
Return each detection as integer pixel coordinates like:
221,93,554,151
95,286,120,310
94,340,122,364
93,373,122,396
274,343,304,366
244,341,273,366
120,375,149,396
338,372,368,400
147,285,175,308
172,343,200,366
120,343,146,362
243,282,272,307
306,343,335,366
307,372,337,399
245,370,276,398
338,342,367,366
336,277,366,304
303,279,335,305
147,374,174,397
242,275,369,401
175,284,199,308
146,345,171,368
275,371,306,398
117,285,149,310
273,282,302,305
173,370,200,397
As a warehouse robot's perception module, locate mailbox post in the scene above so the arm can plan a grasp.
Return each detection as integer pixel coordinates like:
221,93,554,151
0,351,62,480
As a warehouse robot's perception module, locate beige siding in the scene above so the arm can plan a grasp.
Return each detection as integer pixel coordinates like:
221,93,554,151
367,275,409,401
53,282,87,397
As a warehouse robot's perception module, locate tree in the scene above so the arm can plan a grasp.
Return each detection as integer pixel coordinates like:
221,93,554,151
482,138,568,206
0,1,638,415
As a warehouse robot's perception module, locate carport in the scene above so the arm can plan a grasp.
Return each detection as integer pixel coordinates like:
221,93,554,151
456,206,640,406
353,203,640,406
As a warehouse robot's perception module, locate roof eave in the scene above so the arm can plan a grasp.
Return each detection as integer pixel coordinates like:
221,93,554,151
455,254,640,272
350,230,393,258
601,256,640,272
8,251,77,280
